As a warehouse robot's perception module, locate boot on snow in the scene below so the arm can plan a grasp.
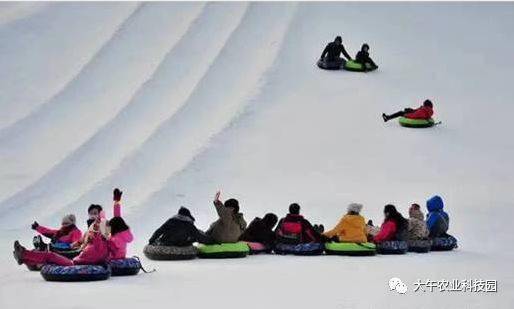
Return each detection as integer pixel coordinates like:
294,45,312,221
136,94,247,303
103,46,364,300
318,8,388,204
13,241,25,265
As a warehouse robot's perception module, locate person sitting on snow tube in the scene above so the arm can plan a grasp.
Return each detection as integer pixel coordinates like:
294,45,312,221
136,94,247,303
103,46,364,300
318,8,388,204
239,213,278,253
354,43,378,72
274,203,324,255
31,214,82,252
426,195,458,250
145,206,213,260
323,203,376,256
106,189,139,276
382,99,434,123
13,220,110,281
318,36,353,70
407,203,431,253
373,205,409,254
324,203,367,243
206,191,247,243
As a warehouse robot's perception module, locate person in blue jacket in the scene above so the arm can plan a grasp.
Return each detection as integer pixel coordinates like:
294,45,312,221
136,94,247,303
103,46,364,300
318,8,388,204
426,195,450,238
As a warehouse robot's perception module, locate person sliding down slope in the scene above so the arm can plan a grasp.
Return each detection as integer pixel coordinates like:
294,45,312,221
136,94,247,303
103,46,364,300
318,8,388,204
31,214,82,251
355,43,378,72
323,203,367,243
382,99,434,122
239,213,279,247
319,36,353,67
148,207,214,246
206,191,247,243
14,219,109,267
13,188,133,268
275,203,324,244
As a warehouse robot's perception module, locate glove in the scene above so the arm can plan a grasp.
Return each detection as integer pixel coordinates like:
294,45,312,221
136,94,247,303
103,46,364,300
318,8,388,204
113,188,123,202
31,221,39,230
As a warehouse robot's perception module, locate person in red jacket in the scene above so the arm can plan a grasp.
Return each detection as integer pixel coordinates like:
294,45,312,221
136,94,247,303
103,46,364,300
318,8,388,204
275,203,324,244
382,99,434,122
31,214,82,250
372,205,409,243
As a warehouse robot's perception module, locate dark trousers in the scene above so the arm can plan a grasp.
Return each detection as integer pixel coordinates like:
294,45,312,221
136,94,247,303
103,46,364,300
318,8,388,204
386,108,414,120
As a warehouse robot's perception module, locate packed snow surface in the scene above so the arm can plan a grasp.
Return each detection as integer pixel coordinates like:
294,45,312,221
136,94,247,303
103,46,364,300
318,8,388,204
1,2,513,308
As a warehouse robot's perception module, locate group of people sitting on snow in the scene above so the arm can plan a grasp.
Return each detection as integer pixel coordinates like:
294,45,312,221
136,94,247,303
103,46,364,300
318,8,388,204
148,191,452,249
12,188,451,268
13,189,134,269
319,35,378,72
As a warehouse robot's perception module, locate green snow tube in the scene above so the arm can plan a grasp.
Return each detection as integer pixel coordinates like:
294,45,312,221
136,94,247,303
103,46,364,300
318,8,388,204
197,242,250,259
399,117,435,128
325,242,377,256
344,60,377,72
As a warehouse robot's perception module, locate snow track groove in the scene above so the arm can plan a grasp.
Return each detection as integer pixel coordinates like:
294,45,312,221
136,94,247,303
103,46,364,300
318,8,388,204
0,2,205,216
0,2,249,226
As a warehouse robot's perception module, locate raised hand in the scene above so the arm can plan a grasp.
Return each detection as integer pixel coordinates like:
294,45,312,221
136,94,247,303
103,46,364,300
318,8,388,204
31,221,39,230
113,188,123,202
214,190,221,203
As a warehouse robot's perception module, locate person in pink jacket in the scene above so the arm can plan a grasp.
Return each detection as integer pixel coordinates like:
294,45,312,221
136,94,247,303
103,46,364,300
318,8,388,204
31,214,82,249
13,220,109,267
13,188,133,268
106,188,134,260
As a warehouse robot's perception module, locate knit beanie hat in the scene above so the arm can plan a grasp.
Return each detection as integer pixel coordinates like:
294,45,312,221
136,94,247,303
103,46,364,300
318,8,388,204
61,214,76,226
409,204,424,221
347,203,363,214
178,207,195,222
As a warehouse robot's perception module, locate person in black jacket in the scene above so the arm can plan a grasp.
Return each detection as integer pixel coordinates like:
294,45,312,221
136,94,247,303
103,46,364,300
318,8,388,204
355,43,378,71
148,207,214,246
239,213,278,247
319,36,352,67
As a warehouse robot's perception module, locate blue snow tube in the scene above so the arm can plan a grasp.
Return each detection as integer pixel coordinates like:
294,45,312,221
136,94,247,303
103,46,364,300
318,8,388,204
274,243,324,256
49,243,81,259
109,257,141,276
408,239,432,253
376,240,408,254
431,235,458,251
41,264,111,282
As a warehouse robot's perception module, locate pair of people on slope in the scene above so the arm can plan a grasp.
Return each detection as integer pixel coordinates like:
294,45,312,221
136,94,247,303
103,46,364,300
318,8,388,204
148,191,247,247
13,189,133,268
320,36,378,71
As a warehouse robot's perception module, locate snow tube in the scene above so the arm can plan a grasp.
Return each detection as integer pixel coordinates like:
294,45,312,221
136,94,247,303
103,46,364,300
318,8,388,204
325,242,377,256
408,239,432,253
398,117,435,128
376,240,408,254
274,243,324,256
431,235,458,251
49,243,81,259
197,242,250,259
109,257,141,276
245,242,272,254
343,60,377,72
143,244,198,260
40,264,111,282
317,58,344,70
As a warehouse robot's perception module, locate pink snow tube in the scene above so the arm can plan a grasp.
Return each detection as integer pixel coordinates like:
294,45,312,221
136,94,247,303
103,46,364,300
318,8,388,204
245,242,271,254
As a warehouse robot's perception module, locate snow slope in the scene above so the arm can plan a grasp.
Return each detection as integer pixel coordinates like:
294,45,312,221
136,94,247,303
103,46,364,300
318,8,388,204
1,2,514,308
